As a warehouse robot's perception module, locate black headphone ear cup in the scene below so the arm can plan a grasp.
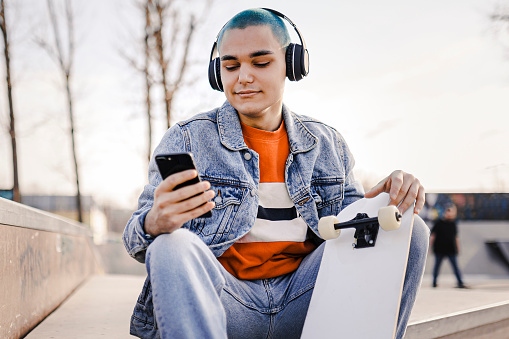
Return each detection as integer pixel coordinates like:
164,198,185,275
215,58,223,91
285,43,296,81
208,57,223,91
292,44,304,81
296,44,309,78
208,58,217,90
295,45,309,80
286,43,308,81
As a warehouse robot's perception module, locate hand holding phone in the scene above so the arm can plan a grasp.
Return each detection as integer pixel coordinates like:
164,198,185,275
155,153,213,218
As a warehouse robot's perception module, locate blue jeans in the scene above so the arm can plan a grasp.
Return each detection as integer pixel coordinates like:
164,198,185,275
145,217,429,339
432,254,464,287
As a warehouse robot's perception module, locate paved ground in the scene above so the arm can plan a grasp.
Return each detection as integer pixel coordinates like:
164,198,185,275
26,274,509,338
26,275,144,339
410,274,509,323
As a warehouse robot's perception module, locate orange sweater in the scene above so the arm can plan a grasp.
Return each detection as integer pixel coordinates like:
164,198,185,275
218,121,316,280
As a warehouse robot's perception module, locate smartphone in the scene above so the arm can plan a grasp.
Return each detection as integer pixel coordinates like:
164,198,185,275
155,152,212,218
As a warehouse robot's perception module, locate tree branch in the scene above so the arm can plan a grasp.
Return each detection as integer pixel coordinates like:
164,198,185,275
46,0,67,72
171,14,196,93
65,0,74,71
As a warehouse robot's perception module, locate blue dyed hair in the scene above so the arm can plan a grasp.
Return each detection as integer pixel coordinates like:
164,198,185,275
217,8,291,49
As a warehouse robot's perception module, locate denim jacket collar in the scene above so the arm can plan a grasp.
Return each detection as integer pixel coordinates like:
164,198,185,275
216,101,318,154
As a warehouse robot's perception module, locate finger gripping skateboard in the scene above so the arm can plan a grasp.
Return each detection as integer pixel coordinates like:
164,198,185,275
301,193,414,339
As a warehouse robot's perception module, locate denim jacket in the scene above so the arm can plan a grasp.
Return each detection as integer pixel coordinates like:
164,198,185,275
123,101,364,337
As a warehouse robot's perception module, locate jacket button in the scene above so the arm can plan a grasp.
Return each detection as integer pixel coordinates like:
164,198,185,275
244,152,252,161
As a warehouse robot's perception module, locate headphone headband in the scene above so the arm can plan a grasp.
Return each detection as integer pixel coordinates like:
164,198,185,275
260,8,308,52
208,8,309,91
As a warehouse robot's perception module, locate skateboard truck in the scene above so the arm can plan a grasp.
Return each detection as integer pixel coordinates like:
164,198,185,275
336,213,382,249
318,206,403,248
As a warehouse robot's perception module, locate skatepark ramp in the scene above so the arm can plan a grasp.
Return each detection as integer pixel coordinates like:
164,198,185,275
0,198,101,339
486,241,509,271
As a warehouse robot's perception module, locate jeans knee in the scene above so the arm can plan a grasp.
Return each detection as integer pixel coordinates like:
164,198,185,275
146,228,225,293
147,229,200,263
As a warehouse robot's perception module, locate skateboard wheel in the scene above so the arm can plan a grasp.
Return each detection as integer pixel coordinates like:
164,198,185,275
378,206,401,231
318,216,341,240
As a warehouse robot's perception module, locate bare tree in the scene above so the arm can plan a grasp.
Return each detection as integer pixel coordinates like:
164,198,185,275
119,0,156,163
491,4,509,55
144,0,154,162
491,6,509,22
121,0,212,163
0,0,20,202
36,0,83,222
152,0,212,129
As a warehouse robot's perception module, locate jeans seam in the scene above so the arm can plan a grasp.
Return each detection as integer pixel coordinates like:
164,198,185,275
223,286,273,314
286,281,315,303
132,314,154,327
267,313,276,339
263,279,275,311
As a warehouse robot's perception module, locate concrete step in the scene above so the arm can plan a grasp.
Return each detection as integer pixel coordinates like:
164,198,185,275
26,274,509,338
406,275,509,338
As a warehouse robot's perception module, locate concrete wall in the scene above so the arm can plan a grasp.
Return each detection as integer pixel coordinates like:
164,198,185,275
0,198,101,339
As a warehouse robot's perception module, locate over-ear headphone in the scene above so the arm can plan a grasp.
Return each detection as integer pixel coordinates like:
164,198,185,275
208,8,309,92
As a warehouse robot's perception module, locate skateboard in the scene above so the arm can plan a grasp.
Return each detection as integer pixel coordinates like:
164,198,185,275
301,192,414,339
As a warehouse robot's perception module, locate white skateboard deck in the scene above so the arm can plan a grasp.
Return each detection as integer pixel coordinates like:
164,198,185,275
301,193,414,339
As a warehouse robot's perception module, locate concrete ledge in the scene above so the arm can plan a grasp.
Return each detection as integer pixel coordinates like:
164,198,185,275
0,198,101,339
0,197,90,236
406,300,509,338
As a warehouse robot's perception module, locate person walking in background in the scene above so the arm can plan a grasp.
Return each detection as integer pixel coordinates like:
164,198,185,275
430,203,468,288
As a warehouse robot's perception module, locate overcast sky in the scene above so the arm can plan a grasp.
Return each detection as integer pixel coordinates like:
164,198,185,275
0,0,508,209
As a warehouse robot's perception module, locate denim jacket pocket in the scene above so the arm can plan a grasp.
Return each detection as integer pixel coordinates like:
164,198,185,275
311,177,344,217
187,178,246,246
